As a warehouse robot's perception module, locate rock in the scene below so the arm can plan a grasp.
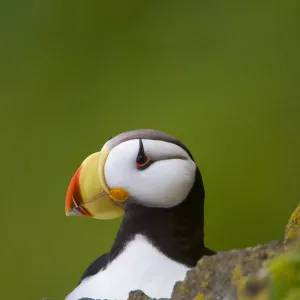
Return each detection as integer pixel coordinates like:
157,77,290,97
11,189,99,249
43,203,300,300
128,290,154,300
171,241,282,300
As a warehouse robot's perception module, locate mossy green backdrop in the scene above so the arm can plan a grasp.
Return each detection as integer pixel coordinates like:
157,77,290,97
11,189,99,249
1,1,300,299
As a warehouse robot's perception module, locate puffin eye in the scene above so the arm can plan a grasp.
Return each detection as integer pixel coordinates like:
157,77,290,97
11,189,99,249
136,154,151,169
136,139,152,170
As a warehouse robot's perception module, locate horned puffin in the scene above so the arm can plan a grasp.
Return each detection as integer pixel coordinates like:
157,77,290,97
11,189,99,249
65,129,215,300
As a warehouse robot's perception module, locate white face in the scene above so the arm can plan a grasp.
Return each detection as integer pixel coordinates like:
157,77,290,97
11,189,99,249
103,139,197,208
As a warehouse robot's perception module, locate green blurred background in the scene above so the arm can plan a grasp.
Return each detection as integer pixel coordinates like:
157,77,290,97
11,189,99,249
1,1,300,299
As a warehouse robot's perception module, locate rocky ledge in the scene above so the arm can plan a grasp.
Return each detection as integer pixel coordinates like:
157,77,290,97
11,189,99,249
46,203,300,300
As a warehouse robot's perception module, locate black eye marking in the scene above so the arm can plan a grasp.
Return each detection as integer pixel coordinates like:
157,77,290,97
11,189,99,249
136,139,152,170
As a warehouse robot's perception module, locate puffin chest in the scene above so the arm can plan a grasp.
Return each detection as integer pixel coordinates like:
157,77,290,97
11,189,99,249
66,234,190,300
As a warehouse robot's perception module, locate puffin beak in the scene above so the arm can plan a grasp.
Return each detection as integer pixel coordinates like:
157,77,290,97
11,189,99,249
65,150,127,220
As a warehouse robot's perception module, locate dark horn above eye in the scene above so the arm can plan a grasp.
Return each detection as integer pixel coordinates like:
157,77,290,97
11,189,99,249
136,139,152,170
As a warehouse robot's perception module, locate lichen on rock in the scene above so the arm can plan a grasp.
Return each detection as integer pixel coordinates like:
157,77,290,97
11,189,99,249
284,204,300,244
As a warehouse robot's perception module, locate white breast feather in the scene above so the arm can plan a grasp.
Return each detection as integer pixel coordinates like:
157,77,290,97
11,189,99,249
65,234,190,300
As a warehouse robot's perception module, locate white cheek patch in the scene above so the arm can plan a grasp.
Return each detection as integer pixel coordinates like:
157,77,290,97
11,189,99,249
104,139,197,208
134,159,196,207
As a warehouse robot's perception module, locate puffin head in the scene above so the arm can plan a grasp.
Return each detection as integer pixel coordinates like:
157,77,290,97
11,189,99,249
65,129,199,219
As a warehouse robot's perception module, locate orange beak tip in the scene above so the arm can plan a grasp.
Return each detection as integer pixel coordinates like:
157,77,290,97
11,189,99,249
65,166,93,218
